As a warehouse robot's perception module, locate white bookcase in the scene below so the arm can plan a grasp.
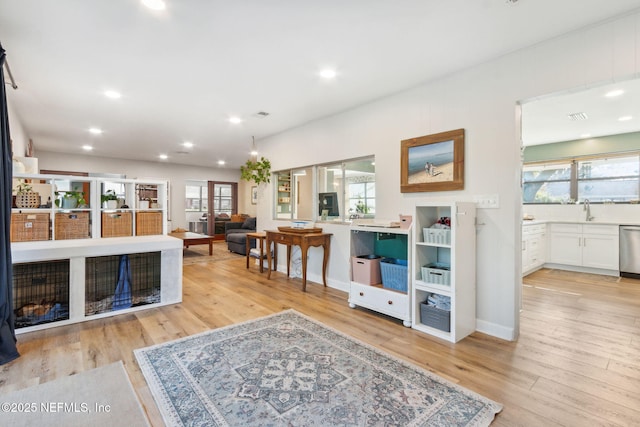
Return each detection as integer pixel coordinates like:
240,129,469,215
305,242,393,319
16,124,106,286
348,224,412,327
412,202,476,342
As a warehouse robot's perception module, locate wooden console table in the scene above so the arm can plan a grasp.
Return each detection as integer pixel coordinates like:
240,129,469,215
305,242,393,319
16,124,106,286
169,231,216,256
266,229,332,292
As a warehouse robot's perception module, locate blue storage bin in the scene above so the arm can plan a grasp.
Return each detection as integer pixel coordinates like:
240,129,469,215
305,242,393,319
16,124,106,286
380,258,408,292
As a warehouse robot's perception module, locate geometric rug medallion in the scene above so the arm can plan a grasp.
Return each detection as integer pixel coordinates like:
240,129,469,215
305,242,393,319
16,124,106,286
135,310,502,426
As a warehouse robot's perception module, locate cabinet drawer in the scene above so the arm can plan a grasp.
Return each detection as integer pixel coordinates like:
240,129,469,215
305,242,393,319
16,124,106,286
350,283,408,318
523,224,546,235
549,223,581,234
582,224,618,235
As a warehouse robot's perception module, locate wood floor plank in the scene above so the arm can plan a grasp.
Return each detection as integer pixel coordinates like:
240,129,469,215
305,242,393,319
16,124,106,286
2,261,640,427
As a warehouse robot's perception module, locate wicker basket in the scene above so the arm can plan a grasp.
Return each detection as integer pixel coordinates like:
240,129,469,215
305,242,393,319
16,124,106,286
136,211,163,236
55,212,90,240
15,192,41,208
11,213,49,242
102,212,132,237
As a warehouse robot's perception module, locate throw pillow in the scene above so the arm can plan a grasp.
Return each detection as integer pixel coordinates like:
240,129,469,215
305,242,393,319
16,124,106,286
242,217,256,230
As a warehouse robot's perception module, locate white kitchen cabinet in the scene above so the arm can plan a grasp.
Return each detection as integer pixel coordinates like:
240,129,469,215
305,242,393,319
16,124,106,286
548,223,619,272
348,225,412,327
412,202,476,343
522,223,546,276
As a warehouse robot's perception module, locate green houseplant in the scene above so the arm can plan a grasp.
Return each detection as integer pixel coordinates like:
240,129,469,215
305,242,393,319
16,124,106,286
240,157,271,185
55,190,87,209
101,190,119,209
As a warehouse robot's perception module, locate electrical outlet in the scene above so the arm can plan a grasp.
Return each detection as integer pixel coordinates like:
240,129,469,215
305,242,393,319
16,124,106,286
474,194,499,209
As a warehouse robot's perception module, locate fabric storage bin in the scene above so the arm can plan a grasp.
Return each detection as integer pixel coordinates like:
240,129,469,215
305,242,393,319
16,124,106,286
351,255,382,285
11,213,49,242
380,258,408,292
136,211,163,236
422,228,451,245
421,263,451,286
102,212,132,237
420,302,451,332
55,212,90,240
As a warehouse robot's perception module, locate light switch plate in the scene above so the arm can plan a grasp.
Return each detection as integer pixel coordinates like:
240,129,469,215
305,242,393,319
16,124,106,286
474,194,499,209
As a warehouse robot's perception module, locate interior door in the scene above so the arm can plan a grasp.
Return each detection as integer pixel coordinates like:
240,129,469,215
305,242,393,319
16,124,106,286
207,181,237,239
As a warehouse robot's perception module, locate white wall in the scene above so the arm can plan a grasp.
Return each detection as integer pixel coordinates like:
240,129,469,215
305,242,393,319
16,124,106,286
35,150,242,230
7,95,27,157
257,11,640,340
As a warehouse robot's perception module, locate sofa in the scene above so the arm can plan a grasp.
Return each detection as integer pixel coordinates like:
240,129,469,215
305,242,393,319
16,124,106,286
225,217,257,255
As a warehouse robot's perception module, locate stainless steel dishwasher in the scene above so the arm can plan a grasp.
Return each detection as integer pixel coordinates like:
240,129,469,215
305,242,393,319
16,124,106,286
620,225,640,279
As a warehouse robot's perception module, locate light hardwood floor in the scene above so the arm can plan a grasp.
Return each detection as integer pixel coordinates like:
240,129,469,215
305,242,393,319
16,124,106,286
2,249,640,426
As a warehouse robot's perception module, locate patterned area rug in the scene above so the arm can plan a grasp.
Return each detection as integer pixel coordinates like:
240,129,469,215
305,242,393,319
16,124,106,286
181,242,242,265
135,310,502,426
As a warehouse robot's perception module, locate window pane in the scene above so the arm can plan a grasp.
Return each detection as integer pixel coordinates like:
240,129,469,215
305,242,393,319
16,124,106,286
579,178,639,202
523,181,571,204
578,156,638,179
523,163,572,182
523,163,573,204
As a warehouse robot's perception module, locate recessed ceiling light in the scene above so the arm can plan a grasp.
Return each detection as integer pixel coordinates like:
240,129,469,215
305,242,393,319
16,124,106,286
229,116,242,124
82,145,93,151
159,154,168,160
182,141,194,148
618,115,633,121
217,160,225,166
319,69,337,79
142,0,166,11
103,90,122,99
250,149,258,156
88,127,103,135
580,133,591,139
605,89,624,98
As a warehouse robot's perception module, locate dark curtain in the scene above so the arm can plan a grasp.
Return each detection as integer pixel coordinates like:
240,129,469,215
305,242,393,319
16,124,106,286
0,43,20,365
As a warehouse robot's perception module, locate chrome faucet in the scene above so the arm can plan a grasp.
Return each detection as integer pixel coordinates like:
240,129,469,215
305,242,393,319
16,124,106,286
583,199,594,221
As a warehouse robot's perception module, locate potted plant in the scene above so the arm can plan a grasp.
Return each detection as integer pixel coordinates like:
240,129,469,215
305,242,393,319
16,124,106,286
101,190,119,209
55,190,87,209
240,157,271,185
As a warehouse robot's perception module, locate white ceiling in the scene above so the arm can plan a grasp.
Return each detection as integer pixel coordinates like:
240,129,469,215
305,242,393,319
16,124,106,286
2,0,640,169
522,78,640,146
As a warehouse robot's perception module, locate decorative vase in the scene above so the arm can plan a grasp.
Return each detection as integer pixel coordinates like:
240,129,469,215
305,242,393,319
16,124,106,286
139,200,150,210
15,192,40,208
104,200,118,209
61,197,78,209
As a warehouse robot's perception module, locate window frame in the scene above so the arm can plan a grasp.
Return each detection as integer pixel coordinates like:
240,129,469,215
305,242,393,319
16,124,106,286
523,152,640,204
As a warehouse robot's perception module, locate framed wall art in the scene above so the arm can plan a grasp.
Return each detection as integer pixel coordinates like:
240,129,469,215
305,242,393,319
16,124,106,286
251,186,258,204
400,128,465,193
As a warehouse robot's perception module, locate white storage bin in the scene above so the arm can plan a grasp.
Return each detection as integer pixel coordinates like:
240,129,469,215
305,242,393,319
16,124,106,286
422,228,451,245
421,263,451,286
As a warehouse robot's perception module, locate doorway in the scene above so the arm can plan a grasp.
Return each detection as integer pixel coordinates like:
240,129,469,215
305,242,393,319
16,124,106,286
207,181,237,239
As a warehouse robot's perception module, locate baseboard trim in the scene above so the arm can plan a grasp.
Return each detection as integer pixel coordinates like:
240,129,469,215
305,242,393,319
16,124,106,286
476,319,516,341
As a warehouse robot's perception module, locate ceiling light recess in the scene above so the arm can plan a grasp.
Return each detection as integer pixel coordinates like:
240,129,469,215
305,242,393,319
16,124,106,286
103,90,122,99
88,127,103,135
618,115,633,121
229,116,242,124
182,141,194,148
142,0,166,11
605,89,624,98
159,154,168,160
319,69,337,79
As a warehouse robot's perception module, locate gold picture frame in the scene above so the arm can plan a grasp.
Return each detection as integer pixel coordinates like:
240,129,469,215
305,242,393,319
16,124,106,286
400,128,464,193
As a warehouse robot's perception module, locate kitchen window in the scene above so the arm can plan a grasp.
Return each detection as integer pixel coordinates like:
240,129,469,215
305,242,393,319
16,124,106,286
523,153,639,203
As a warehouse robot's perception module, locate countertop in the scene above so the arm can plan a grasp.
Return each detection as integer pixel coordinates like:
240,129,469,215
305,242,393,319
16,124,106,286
523,219,640,226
